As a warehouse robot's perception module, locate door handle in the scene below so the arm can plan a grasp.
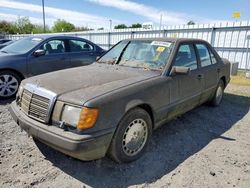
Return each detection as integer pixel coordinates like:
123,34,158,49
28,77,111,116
197,74,204,79
217,68,221,73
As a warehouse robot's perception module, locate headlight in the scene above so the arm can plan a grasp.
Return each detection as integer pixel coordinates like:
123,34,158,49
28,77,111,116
61,105,99,130
61,105,81,127
17,84,23,97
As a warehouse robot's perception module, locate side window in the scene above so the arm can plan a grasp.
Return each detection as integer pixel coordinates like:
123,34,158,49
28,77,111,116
209,49,217,64
173,44,197,70
40,40,65,54
196,44,212,67
69,40,94,52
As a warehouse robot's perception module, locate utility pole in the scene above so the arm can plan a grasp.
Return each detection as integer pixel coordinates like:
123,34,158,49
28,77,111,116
42,0,46,33
109,19,112,30
159,14,163,31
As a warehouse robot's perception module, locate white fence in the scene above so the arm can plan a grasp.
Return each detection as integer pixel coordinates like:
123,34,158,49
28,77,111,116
5,21,250,69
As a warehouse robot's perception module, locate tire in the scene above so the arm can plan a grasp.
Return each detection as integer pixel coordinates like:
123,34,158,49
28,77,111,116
108,108,152,163
209,79,225,106
0,71,21,99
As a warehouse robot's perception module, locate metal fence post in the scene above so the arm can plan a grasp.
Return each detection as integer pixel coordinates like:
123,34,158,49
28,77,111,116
210,27,216,46
89,33,92,41
131,31,135,39
245,35,250,73
108,32,111,49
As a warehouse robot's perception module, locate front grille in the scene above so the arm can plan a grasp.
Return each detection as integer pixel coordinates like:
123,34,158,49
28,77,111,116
20,89,50,122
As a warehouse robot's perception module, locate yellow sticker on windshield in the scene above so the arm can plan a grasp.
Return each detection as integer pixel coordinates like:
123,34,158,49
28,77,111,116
156,46,165,52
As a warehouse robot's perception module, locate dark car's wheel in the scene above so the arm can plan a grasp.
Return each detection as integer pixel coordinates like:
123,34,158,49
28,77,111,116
0,71,21,99
210,79,225,106
108,108,152,163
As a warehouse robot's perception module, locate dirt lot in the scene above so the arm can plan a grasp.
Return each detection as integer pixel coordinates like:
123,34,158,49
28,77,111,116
0,84,250,188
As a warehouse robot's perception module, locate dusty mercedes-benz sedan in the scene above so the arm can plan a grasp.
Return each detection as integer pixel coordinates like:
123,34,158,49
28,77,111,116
10,38,230,163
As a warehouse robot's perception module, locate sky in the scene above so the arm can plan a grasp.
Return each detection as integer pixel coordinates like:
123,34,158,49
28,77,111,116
0,0,249,29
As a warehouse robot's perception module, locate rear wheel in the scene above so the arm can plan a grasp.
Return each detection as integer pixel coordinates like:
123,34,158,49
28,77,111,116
0,71,21,99
108,108,152,163
210,79,225,106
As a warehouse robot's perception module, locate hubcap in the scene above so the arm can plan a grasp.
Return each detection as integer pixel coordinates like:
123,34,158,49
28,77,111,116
0,74,19,97
122,118,148,156
216,85,223,104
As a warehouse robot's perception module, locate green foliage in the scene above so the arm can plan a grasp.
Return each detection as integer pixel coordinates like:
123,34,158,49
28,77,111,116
114,24,128,29
32,24,50,34
187,21,195,25
0,17,51,34
15,17,34,34
131,23,142,28
114,23,142,29
97,27,104,30
52,19,75,32
0,20,17,34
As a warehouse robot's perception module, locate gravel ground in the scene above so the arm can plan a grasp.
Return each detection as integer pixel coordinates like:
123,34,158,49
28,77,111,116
0,84,250,188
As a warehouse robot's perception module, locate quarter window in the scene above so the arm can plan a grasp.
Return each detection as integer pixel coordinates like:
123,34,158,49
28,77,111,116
173,44,198,70
40,40,65,54
69,40,94,52
196,44,212,67
209,49,217,64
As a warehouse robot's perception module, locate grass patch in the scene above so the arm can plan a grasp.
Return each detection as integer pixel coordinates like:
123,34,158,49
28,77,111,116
230,71,250,86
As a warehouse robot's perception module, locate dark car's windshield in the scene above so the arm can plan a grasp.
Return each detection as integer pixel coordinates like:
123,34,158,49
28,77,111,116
98,40,173,70
0,37,43,54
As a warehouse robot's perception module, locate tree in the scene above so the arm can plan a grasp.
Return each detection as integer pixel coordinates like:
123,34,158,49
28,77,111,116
52,19,75,32
130,23,142,28
187,21,195,25
97,27,104,30
32,24,50,34
15,17,34,34
114,24,128,29
0,21,17,34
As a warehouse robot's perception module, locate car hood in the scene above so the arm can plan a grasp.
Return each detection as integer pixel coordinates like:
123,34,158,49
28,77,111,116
22,63,160,105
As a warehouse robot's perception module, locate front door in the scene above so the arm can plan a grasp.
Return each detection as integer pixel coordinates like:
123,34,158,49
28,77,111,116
27,39,70,76
167,43,204,119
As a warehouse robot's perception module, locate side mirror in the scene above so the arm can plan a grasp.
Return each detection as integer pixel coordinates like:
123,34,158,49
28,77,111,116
170,66,190,76
33,49,46,57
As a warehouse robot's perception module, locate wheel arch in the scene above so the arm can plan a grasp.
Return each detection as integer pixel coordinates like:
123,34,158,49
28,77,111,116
125,100,155,129
0,68,25,80
220,76,226,87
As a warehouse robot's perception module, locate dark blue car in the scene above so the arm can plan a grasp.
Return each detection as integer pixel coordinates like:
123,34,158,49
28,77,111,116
0,35,105,99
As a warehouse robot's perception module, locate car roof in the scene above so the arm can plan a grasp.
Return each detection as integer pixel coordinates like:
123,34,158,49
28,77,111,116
124,37,207,43
25,35,86,41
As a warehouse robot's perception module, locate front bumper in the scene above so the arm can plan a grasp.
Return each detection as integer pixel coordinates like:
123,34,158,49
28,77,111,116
9,101,115,161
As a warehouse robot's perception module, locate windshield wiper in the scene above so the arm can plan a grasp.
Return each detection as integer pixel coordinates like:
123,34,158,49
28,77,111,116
115,41,131,65
0,50,8,54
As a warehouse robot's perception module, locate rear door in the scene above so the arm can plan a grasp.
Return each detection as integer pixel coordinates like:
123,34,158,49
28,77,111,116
68,39,98,68
27,39,70,76
195,43,220,104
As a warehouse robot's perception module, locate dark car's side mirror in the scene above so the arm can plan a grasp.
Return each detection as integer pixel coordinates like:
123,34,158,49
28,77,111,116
33,49,46,57
170,66,190,76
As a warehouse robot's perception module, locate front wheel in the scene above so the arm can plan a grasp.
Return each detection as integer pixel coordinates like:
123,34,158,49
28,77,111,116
209,79,225,106
0,71,21,99
108,108,152,163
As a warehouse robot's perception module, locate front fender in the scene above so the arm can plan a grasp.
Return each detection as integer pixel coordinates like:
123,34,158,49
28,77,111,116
125,99,146,112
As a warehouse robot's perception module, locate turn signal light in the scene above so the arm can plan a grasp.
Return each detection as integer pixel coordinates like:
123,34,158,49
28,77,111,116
77,107,99,130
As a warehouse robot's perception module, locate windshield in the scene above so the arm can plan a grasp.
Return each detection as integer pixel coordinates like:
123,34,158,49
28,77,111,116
0,37,43,54
98,40,173,70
